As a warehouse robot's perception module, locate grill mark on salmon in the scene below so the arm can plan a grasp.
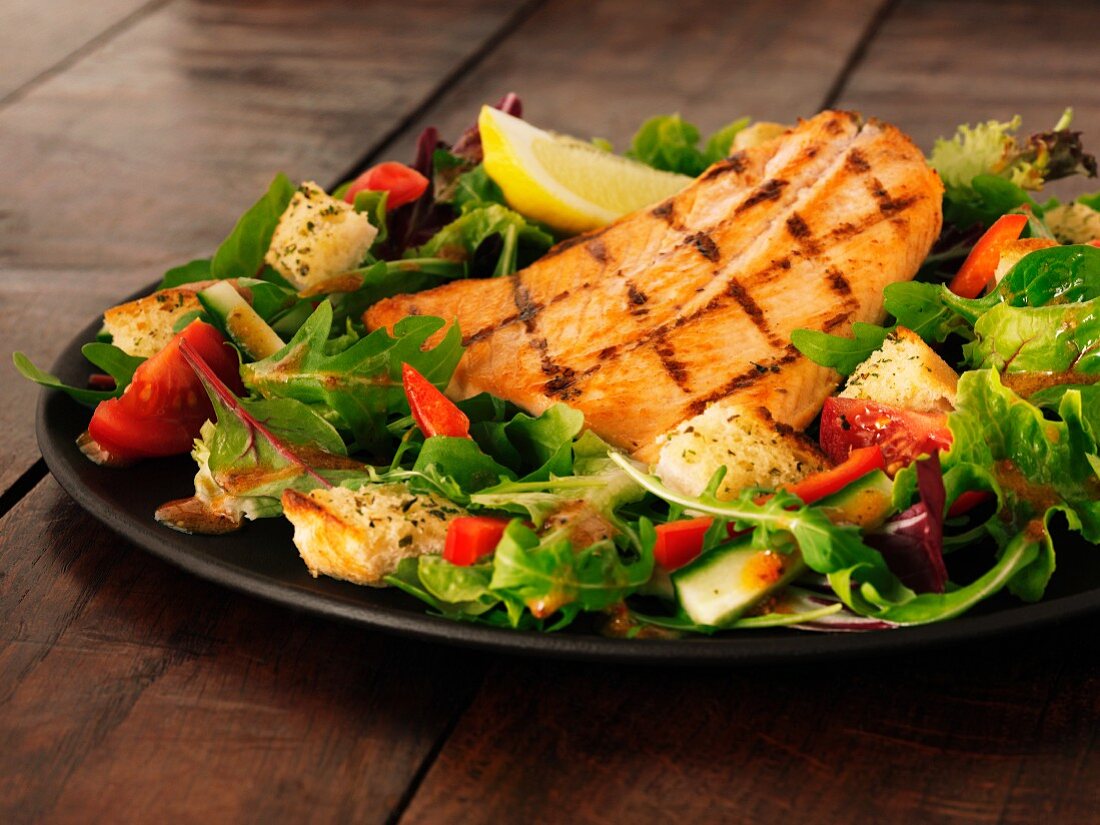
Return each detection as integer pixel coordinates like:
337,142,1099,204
366,111,943,461
736,178,788,213
512,279,542,332
687,231,720,262
653,330,690,392
826,266,852,296
726,278,783,347
785,213,822,255
867,176,917,216
846,148,871,173
687,346,801,416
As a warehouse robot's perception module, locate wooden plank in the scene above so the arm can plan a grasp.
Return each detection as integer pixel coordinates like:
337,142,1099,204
401,624,1100,824
0,0,154,102
835,0,1100,154
375,0,885,161
0,0,531,499
0,475,487,822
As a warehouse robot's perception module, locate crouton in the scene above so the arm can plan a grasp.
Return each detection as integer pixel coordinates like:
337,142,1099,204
265,181,377,291
1043,202,1100,245
993,238,1059,284
102,283,210,357
282,483,465,586
840,326,957,411
655,404,826,500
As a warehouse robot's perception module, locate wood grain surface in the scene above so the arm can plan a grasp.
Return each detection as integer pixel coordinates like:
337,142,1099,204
0,0,531,500
0,475,487,824
402,620,1100,824
2,0,1099,823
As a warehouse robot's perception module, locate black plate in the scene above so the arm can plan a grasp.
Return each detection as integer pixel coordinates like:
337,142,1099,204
35,297,1100,664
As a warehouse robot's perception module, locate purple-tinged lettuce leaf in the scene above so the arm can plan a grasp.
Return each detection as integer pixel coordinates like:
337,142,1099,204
866,453,948,594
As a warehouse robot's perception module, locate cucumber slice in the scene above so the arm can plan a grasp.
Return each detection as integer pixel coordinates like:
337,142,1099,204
673,539,804,627
198,281,285,361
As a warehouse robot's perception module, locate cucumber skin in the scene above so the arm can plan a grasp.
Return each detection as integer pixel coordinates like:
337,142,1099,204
673,540,804,627
197,282,284,361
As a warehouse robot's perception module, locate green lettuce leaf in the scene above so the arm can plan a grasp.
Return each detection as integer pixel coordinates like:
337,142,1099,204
884,244,1100,344
964,298,1100,384
241,301,463,449
932,370,1100,600
415,203,553,278
210,173,296,280
159,259,213,289
931,110,1096,228
626,114,750,176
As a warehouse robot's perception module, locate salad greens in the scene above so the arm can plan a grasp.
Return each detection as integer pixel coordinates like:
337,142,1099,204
17,98,1100,639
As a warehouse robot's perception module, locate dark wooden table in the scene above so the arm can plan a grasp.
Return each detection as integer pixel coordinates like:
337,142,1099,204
3,1,1099,821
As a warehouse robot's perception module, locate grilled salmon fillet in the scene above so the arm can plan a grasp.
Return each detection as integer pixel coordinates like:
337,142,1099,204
367,111,943,469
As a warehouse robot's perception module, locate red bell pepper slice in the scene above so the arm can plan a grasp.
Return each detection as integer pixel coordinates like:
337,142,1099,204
444,516,510,565
948,213,1028,298
783,445,887,505
653,517,714,571
402,363,470,439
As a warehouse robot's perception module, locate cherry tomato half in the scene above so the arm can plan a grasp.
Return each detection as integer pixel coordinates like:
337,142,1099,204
343,162,429,210
86,320,243,463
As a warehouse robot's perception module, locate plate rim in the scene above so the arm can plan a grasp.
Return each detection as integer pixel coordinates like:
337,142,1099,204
32,284,1100,664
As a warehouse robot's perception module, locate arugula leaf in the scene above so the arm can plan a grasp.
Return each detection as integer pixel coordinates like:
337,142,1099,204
210,173,296,280
489,521,654,622
415,557,502,617
329,260,454,326
412,436,514,495
241,302,463,449
790,322,891,375
470,431,645,525
14,343,144,406
882,281,973,342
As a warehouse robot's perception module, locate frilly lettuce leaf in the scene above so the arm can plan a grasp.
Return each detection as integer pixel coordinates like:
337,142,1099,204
931,110,1096,228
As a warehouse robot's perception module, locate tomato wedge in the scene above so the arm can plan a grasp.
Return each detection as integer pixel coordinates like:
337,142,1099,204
444,516,510,565
653,517,714,571
343,161,429,210
402,363,470,439
948,213,1028,298
819,397,952,472
85,320,244,463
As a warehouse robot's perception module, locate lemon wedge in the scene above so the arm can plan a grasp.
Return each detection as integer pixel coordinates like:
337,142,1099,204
479,106,692,235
